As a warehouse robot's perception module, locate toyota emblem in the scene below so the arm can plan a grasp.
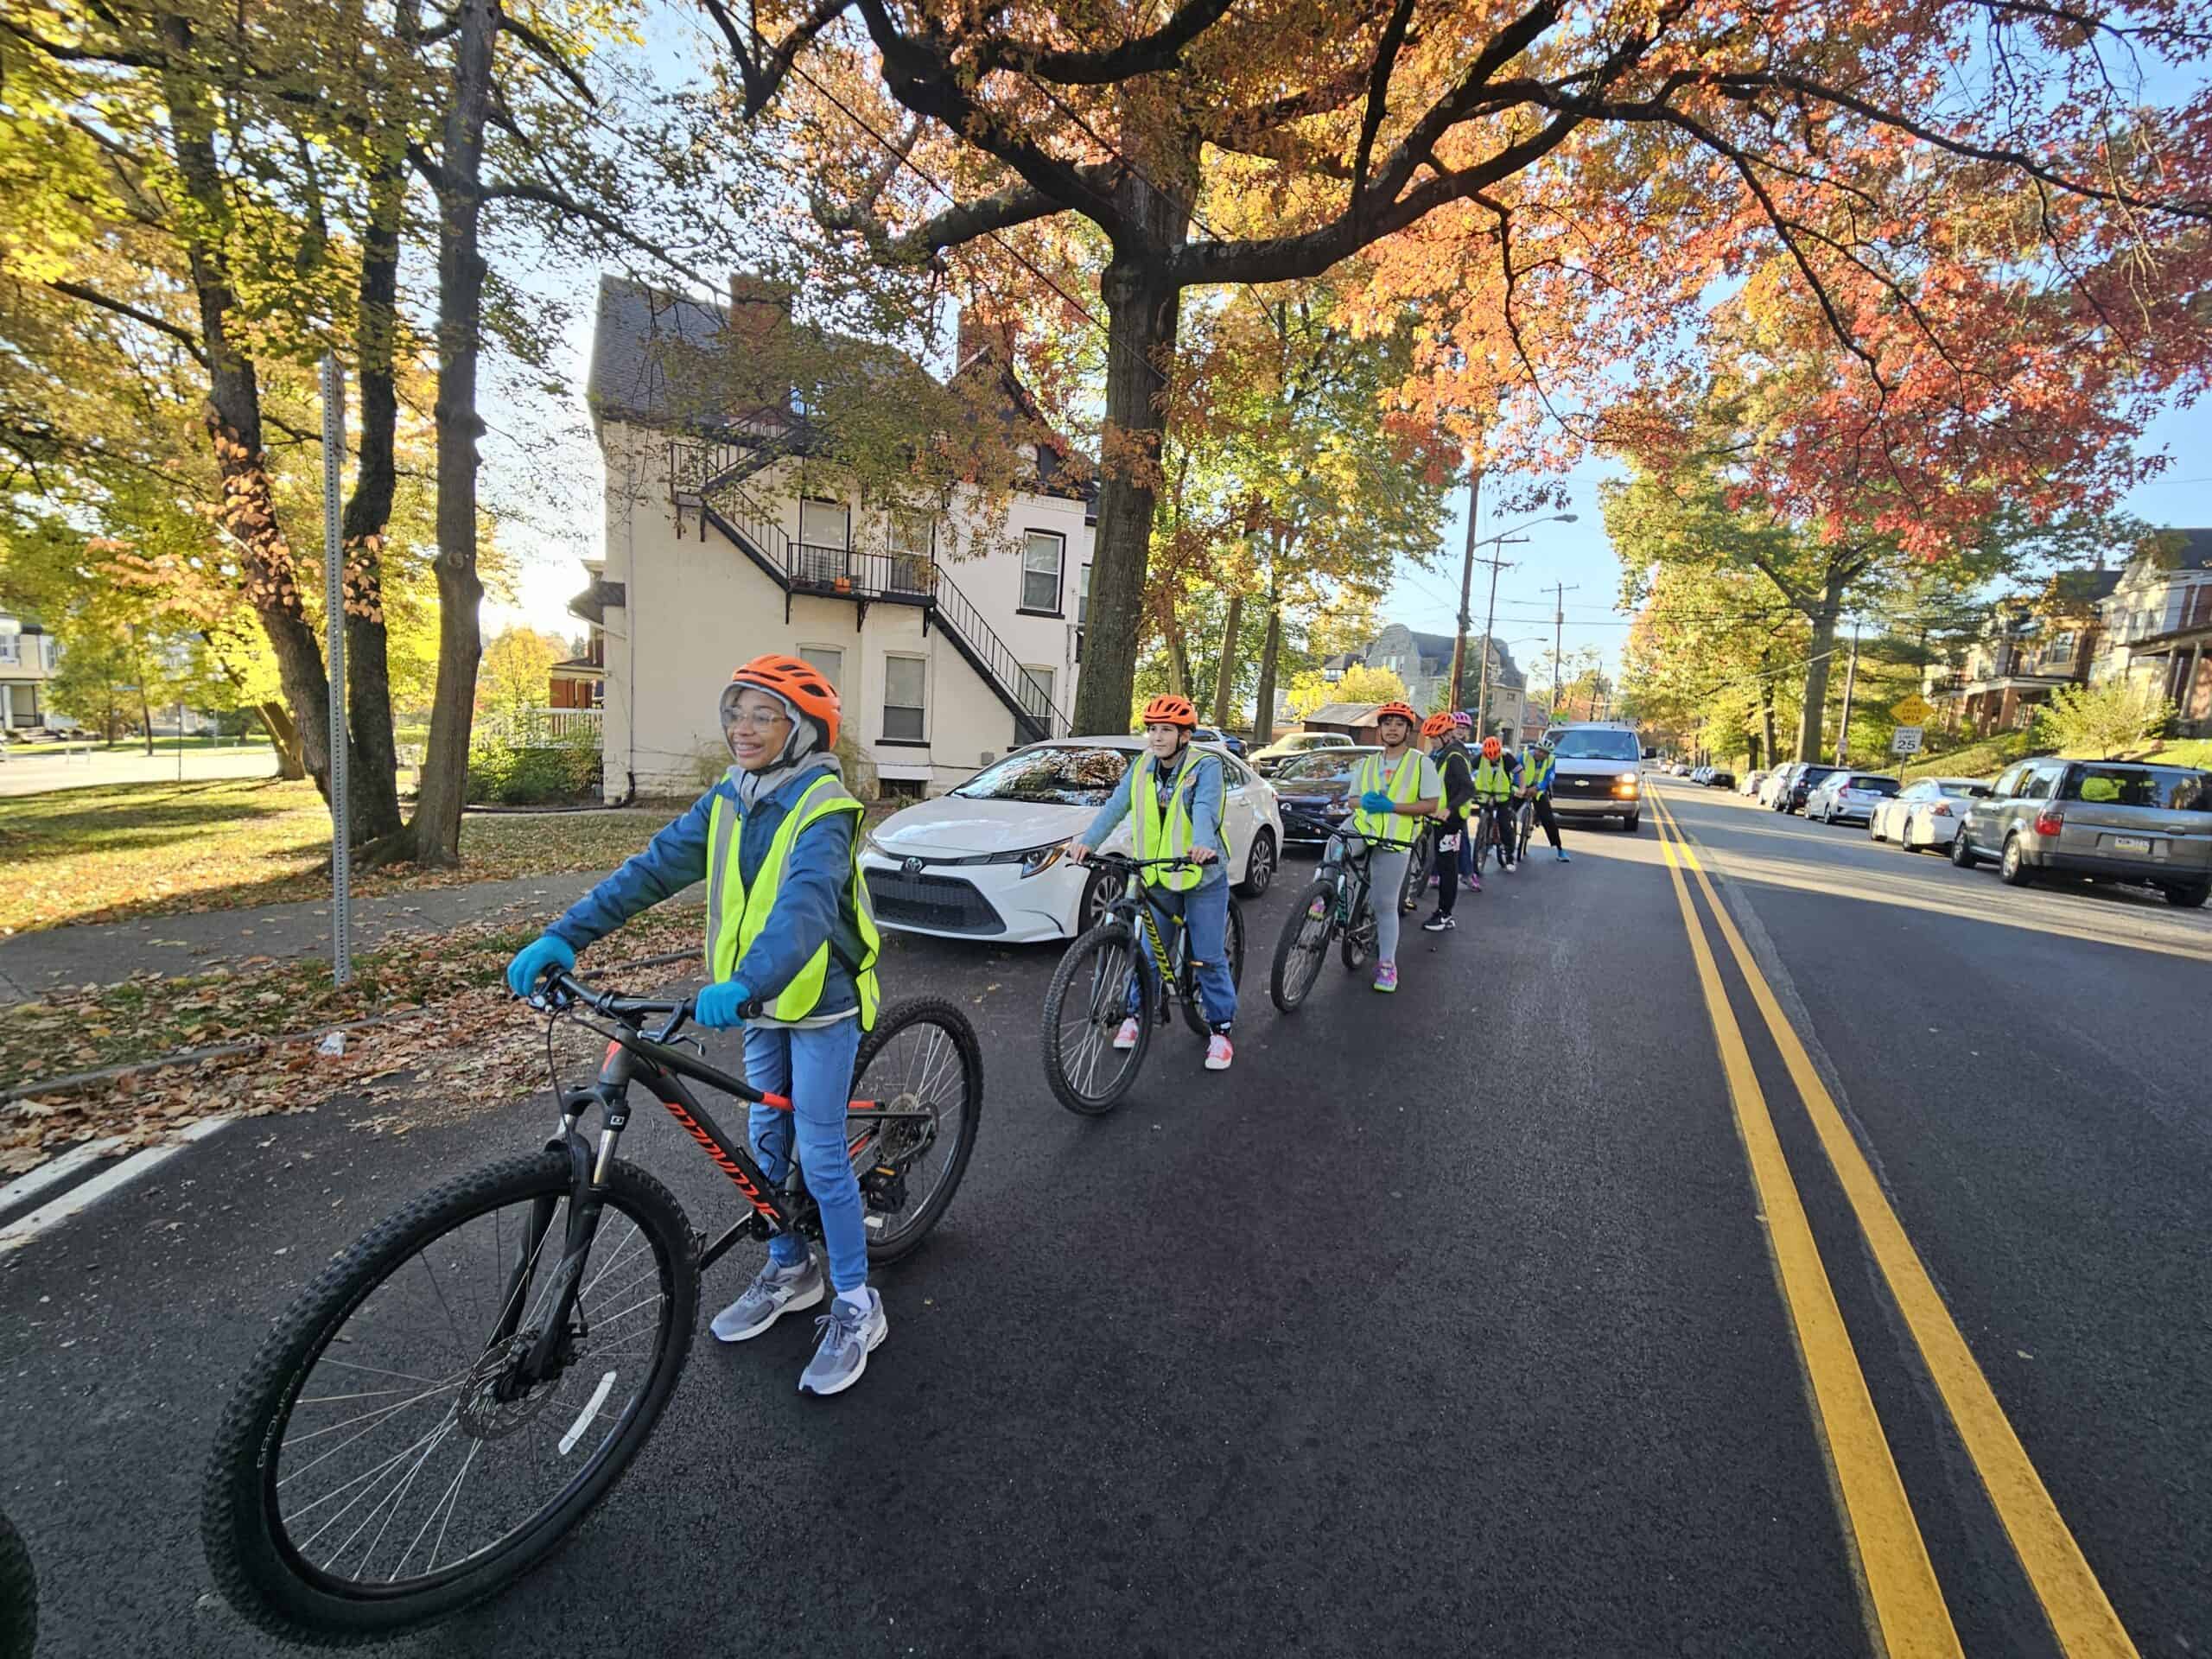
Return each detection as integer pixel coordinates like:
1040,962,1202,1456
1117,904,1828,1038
902,856,925,876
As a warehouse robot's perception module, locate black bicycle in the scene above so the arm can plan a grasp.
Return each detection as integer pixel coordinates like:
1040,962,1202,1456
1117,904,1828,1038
1268,832,1418,1012
202,971,981,1643
1040,852,1245,1115
1516,792,1538,862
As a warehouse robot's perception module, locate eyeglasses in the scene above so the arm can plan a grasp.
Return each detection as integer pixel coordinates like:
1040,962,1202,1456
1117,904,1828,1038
723,708,790,732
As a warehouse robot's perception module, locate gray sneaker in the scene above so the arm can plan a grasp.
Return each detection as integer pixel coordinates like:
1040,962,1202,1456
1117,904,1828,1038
710,1255,823,1343
798,1289,888,1396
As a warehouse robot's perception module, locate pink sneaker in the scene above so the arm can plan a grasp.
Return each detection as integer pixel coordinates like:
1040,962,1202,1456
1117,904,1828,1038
1466,874,1483,893
1372,961,1398,993
1113,1017,1141,1050
1205,1033,1233,1071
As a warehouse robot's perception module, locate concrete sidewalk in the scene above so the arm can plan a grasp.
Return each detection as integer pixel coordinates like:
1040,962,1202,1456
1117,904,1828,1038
0,746,279,798
0,869,629,1003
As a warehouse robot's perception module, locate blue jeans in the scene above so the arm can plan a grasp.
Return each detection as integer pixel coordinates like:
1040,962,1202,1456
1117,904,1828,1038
743,1020,867,1294
1128,877,1236,1030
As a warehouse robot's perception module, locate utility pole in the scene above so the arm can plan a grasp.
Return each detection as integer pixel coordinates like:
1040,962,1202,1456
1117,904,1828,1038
1547,581,1580,721
1471,542,1520,731
1447,461,1483,711
1834,620,1861,767
321,353,353,988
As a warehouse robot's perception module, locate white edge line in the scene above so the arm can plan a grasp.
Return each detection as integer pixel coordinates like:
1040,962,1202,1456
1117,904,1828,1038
0,1116,236,1254
0,1135,128,1213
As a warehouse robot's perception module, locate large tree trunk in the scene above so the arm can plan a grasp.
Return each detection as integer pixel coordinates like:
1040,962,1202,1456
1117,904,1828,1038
1211,591,1243,728
257,700,307,779
1796,586,1845,761
1249,588,1282,747
408,0,494,867
1071,166,1188,734
1162,604,1190,696
159,16,334,797
1758,663,1778,769
339,22,413,849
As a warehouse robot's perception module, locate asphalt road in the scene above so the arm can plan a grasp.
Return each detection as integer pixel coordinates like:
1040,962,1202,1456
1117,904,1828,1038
3,776,2205,1658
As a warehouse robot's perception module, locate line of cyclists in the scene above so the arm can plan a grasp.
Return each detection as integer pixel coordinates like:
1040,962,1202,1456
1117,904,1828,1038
504,661,1574,1397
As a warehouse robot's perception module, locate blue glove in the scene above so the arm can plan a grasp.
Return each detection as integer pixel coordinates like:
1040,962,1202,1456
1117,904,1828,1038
694,978,753,1029
505,933,575,996
1359,790,1395,814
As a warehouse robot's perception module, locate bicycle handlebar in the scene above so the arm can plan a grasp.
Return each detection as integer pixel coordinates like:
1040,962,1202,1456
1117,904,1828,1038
529,966,721,1031
1077,849,1207,872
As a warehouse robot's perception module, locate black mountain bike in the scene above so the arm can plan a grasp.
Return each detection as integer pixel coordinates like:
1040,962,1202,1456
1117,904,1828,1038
1516,793,1538,862
1268,832,1417,1012
1040,852,1245,1115
202,971,981,1644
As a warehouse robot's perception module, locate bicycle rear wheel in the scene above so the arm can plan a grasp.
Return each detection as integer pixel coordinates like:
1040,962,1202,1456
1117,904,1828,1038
203,1151,696,1643
850,996,982,1264
1041,922,1153,1115
1400,836,1431,914
1269,878,1334,1012
1177,898,1245,1037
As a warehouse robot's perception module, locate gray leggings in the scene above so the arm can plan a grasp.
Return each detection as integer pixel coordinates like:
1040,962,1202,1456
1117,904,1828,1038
1369,849,1409,963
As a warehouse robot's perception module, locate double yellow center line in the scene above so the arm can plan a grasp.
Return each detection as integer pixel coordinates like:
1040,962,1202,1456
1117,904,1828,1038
1649,792,2138,1659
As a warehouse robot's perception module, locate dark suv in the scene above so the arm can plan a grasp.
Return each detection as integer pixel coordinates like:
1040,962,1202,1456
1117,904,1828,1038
1954,756,2212,906
1784,763,1843,814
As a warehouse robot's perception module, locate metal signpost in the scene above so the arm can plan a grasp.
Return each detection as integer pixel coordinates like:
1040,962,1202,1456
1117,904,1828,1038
321,353,352,988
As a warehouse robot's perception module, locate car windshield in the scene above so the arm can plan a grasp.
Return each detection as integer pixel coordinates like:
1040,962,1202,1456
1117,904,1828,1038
2061,765,2212,810
1276,750,1368,783
1850,776,1900,794
951,745,1131,805
1551,729,1641,761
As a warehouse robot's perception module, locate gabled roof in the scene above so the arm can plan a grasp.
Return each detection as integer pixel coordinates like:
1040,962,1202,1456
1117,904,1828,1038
1303,702,1383,725
2139,527,2212,571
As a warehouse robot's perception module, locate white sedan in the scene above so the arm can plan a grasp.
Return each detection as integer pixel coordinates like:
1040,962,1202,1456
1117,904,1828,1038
1872,776,1992,851
1803,771,1903,824
858,737,1283,944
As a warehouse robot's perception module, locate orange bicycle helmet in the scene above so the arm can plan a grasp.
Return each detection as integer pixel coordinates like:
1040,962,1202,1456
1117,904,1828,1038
1481,734,1503,760
1141,693,1198,728
728,652,842,747
1374,701,1420,728
1421,713,1457,739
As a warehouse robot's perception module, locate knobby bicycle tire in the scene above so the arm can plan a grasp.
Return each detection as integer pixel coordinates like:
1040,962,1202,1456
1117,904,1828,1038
203,1151,697,1645
1269,878,1336,1013
853,996,983,1265
1041,921,1154,1116
0,1508,35,1659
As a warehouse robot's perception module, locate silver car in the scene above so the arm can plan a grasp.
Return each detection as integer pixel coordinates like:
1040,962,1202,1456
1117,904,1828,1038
1803,771,1902,825
1953,757,2212,906
1871,778,1989,849
1758,763,1802,809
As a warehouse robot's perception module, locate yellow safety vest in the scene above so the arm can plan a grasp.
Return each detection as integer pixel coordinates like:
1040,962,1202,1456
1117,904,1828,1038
1352,749,1427,842
1473,756,1515,802
704,773,881,1028
1131,751,1231,891
1521,750,1554,795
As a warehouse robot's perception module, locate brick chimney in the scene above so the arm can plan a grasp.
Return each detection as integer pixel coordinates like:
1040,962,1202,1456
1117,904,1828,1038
728,272,794,346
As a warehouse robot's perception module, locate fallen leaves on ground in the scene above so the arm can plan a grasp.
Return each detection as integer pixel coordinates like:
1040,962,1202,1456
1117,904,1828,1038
0,779,690,935
0,904,709,1174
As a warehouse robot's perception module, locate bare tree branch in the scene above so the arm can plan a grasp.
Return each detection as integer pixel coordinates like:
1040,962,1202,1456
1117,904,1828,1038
1352,0,1420,211
493,4,597,106
969,0,1236,85
815,176,1068,262
696,0,851,115
44,280,209,366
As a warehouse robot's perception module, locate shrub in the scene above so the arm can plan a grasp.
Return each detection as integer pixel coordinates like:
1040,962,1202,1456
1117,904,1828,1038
467,728,601,805
2033,677,2174,759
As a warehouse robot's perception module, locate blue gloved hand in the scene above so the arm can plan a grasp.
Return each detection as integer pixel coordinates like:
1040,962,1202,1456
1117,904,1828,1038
1359,789,1395,814
505,933,575,997
694,978,753,1029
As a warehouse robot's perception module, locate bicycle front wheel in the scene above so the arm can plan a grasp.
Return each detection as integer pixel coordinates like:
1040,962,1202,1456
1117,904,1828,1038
1041,922,1153,1115
203,1151,697,1644
1270,878,1335,1012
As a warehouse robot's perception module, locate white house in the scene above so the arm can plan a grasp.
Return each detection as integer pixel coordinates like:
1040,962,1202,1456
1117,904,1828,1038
2093,528,2212,734
583,275,1095,802
0,613,57,730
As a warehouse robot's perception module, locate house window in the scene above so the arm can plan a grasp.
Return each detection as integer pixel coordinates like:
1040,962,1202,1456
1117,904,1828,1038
1020,665,1055,722
887,512,934,595
0,634,16,665
883,655,926,742
798,645,843,693
1021,531,1065,614
798,499,849,584
1077,563,1090,625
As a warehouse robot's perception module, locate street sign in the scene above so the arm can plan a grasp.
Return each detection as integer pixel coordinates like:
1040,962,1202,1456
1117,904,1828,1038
1891,726,1924,755
1891,694,1935,725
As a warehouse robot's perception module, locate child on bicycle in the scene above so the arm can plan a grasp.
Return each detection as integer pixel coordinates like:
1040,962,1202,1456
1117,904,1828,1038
504,653,887,1397
1472,734,1521,875
1348,701,1442,992
1519,731,1569,862
1421,713,1476,932
1065,695,1236,1071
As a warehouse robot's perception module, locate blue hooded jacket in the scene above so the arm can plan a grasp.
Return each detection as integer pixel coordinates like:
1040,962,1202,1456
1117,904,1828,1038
1083,746,1230,887
548,761,867,1020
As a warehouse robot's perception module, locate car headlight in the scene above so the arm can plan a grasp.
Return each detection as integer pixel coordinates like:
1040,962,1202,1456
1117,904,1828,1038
1617,772,1640,785
1010,842,1066,879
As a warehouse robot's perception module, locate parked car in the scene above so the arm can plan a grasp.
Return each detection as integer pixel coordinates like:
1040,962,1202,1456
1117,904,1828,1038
1544,722,1645,831
1870,778,1988,849
1738,769,1770,798
1758,764,1802,809
1249,730,1351,775
858,736,1283,942
1952,757,2212,905
1783,763,1843,813
1268,745,1382,850
1192,726,1247,757
1705,769,1737,790
1803,771,1901,824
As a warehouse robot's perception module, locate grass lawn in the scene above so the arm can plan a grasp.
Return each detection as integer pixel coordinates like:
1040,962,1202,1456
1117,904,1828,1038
0,778,687,935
